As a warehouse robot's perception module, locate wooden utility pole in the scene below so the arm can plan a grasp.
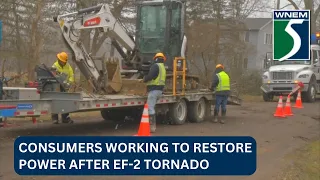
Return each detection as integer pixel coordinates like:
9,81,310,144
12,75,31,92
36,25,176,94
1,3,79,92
276,0,281,9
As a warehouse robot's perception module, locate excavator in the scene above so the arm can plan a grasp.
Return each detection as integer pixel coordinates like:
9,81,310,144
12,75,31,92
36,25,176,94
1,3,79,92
53,0,199,94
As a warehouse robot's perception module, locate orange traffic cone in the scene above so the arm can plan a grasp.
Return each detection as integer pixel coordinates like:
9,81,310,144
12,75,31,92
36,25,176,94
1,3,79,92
284,95,293,116
293,90,303,109
134,103,151,136
274,96,286,118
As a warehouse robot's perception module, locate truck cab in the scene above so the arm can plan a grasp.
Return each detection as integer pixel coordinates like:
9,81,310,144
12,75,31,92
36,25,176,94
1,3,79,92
261,34,320,103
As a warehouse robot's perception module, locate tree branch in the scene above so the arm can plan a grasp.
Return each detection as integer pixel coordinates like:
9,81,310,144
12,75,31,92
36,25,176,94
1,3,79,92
287,0,300,9
315,5,320,20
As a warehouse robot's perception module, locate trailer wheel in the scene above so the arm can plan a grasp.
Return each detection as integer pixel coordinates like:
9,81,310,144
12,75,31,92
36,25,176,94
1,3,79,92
129,108,143,121
100,109,126,122
169,99,188,125
188,98,206,123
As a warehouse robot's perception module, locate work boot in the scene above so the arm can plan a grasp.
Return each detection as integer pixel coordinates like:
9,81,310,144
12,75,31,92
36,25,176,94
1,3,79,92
220,110,226,124
149,115,156,133
62,117,74,124
212,109,219,123
51,114,59,124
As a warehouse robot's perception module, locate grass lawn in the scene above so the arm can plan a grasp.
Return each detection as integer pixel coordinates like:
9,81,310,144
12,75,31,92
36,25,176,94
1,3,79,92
276,140,320,180
240,94,263,102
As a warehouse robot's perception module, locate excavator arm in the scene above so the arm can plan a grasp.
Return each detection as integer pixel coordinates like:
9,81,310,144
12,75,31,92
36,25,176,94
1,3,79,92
53,4,139,93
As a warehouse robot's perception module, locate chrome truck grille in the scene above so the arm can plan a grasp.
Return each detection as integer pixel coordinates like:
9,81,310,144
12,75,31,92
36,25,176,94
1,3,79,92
272,72,293,80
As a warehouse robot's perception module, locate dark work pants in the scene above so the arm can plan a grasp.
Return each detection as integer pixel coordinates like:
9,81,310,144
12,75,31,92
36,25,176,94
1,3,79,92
51,86,69,121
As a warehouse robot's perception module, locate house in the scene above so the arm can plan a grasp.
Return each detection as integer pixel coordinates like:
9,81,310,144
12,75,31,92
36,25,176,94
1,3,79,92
243,18,273,70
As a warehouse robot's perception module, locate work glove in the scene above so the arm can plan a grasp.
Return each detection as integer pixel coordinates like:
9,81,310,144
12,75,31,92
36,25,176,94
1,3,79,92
63,81,71,89
65,83,70,90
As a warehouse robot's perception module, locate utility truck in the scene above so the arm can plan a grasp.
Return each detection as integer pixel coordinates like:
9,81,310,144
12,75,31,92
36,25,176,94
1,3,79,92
0,1,241,126
261,32,320,102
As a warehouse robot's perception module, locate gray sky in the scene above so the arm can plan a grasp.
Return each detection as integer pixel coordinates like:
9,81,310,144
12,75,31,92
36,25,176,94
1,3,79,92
252,0,306,18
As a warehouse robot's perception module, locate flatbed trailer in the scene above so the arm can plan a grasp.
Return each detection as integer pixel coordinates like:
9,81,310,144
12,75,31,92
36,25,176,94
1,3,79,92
0,87,242,125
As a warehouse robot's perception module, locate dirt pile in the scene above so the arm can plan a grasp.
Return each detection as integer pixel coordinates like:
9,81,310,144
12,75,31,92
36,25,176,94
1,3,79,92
118,79,147,96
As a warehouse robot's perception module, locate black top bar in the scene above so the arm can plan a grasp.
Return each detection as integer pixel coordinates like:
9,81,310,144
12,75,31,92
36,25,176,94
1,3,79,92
78,5,103,14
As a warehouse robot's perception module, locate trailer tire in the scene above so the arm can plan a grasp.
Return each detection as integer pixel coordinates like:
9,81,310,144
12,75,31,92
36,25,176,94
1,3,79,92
188,98,206,123
169,99,188,125
100,109,126,122
129,108,143,121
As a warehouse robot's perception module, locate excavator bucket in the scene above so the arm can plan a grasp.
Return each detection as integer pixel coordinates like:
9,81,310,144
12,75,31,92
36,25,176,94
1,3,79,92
105,57,122,93
104,57,147,95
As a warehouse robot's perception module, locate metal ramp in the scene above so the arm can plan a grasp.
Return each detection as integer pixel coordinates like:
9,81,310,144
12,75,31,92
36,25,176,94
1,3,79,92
227,95,242,105
198,82,242,106
227,83,242,105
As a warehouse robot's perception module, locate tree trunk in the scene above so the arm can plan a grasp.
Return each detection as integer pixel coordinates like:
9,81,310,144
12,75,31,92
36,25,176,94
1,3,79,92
288,0,320,33
27,0,44,81
213,0,221,66
276,0,281,9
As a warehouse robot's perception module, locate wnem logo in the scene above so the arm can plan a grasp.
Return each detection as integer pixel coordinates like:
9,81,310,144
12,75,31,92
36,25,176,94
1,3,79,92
273,10,310,61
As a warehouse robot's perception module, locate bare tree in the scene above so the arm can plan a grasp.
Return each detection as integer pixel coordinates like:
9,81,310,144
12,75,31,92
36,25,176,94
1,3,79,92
287,0,320,33
186,0,270,85
0,0,72,81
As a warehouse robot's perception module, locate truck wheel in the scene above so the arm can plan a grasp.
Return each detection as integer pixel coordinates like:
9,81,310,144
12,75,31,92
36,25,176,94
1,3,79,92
100,109,126,122
263,92,274,102
169,99,188,125
188,98,206,123
303,80,316,103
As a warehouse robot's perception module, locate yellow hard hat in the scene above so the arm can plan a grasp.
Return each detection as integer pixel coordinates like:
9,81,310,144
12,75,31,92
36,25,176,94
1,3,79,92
216,64,224,69
57,52,68,63
153,52,166,61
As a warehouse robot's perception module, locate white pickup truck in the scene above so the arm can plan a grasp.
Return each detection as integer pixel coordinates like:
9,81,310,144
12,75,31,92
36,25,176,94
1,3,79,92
261,44,320,103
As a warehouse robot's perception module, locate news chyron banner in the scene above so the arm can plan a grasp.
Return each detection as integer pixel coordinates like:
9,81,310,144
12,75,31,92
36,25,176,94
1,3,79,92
14,136,257,176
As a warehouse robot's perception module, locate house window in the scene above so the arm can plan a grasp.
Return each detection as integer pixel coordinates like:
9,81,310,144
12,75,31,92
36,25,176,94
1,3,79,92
264,33,272,45
244,31,249,42
243,58,248,68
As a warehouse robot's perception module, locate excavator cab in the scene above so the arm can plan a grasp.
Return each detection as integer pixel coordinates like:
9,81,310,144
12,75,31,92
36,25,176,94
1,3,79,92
135,0,187,72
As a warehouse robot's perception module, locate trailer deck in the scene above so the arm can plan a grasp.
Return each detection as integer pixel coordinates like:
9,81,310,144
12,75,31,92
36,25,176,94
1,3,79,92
0,88,242,118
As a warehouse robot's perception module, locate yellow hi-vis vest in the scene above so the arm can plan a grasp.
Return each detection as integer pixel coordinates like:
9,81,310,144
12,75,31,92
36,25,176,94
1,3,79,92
52,61,75,83
216,71,230,91
147,63,166,86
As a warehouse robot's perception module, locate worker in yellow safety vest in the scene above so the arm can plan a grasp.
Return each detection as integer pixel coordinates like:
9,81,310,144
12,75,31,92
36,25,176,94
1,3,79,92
210,64,230,124
139,52,167,133
51,51,75,124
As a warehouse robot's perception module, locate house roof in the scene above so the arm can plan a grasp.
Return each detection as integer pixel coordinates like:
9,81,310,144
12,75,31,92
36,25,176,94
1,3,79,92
244,18,272,30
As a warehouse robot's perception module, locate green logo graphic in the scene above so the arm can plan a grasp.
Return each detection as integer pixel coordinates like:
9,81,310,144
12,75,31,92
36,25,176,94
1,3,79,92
274,21,295,60
273,10,310,61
